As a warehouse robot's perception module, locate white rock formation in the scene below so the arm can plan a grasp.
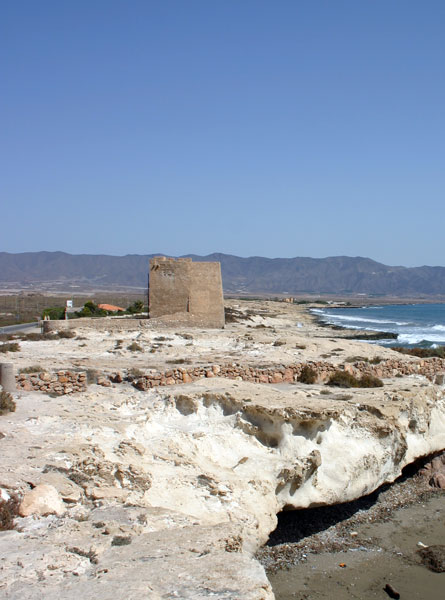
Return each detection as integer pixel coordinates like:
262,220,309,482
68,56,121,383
1,375,445,598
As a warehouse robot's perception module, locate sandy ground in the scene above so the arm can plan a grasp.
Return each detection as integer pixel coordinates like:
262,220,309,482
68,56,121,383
266,484,445,599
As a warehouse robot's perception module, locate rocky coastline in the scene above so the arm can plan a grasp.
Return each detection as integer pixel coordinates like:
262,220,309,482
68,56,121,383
1,299,444,599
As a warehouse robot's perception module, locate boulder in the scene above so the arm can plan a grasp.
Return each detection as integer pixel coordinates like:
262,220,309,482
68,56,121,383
19,484,66,517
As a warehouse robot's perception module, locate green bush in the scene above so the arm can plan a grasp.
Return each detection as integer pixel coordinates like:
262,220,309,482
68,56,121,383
42,307,65,320
298,365,317,384
127,300,144,314
0,391,16,415
75,302,107,318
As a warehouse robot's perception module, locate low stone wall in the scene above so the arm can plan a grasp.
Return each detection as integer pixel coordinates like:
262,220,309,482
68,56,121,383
42,317,152,333
41,312,225,333
16,371,87,395
13,358,445,396
344,357,445,381
129,357,445,390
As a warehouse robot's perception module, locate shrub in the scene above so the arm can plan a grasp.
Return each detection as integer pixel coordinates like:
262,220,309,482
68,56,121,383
393,346,445,359
327,371,359,388
127,300,144,314
166,358,190,364
128,367,144,377
42,306,65,320
18,332,46,341
86,369,99,384
57,330,76,339
75,302,107,318
0,334,16,342
0,391,16,415
345,356,369,363
0,494,20,531
369,356,383,364
127,342,143,352
0,343,20,353
327,370,383,388
359,374,384,387
19,365,42,374
298,366,317,384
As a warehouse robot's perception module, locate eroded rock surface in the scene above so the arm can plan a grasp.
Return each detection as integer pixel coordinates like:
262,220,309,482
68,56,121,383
1,375,445,598
1,300,445,598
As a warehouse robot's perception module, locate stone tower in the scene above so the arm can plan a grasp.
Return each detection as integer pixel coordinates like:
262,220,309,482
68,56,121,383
148,257,225,328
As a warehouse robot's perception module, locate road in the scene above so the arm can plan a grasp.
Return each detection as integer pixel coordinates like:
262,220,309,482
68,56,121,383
0,322,41,335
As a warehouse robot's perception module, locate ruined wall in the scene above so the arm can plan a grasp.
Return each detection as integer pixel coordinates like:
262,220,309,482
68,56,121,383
12,358,445,395
16,370,87,395
149,257,225,328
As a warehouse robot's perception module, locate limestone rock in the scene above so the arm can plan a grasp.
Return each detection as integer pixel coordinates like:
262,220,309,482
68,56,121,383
3,326,445,600
19,484,66,517
39,472,82,503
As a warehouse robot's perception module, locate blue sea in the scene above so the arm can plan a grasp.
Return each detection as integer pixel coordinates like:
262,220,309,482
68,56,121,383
311,303,445,347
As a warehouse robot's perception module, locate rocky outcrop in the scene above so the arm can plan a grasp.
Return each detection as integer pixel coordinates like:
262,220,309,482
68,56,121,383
1,377,445,598
419,452,445,488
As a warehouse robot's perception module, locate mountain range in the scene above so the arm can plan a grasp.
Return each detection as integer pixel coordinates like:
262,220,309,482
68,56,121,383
1,251,445,297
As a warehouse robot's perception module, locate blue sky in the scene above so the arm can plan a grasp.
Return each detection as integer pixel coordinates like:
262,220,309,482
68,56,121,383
2,1,444,266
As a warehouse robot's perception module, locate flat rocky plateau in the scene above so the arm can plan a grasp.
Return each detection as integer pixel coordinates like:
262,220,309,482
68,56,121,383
1,300,444,599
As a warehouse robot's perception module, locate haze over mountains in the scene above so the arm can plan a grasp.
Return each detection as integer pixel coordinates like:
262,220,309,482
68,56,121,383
1,251,445,297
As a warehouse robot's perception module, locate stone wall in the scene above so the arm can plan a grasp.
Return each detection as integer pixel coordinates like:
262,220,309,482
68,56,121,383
149,256,225,328
42,317,152,333
13,358,445,396
127,357,445,390
16,371,87,395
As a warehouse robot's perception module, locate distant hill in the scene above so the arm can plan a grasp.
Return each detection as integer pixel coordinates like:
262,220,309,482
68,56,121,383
1,251,445,296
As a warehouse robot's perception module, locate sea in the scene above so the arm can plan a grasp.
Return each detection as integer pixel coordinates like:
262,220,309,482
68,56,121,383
311,303,445,347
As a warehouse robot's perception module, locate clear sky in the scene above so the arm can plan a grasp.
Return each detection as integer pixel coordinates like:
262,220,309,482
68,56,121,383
2,1,444,266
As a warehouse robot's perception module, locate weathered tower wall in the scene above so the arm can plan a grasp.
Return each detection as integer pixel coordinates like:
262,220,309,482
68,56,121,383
149,257,225,328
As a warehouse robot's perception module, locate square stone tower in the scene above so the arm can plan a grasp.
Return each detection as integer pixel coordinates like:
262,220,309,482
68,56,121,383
149,257,225,328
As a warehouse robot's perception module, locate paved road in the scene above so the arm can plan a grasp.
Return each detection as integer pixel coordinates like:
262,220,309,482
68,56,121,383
0,322,41,335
